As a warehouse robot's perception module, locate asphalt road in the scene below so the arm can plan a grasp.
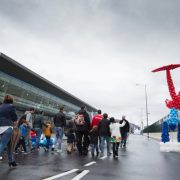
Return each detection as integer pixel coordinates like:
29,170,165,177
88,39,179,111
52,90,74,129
1,135,180,180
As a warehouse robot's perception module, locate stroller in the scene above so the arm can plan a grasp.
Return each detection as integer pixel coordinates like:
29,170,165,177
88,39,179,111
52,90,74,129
39,134,55,151
30,130,55,151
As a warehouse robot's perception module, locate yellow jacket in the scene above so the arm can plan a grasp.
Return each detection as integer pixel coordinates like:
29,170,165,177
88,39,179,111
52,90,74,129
44,124,51,137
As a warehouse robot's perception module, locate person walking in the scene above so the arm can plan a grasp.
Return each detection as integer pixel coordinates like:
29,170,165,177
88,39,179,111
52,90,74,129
98,113,111,157
65,128,75,154
75,106,90,155
54,107,66,152
0,95,18,167
43,121,53,152
109,117,126,158
15,120,28,154
24,108,35,151
91,109,103,155
91,110,103,127
89,126,99,157
119,115,130,148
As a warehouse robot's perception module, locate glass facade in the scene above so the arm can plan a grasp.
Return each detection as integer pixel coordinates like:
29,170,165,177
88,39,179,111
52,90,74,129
0,71,80,116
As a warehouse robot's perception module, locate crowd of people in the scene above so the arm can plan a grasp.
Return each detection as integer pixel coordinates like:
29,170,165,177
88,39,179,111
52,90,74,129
0,94,130,168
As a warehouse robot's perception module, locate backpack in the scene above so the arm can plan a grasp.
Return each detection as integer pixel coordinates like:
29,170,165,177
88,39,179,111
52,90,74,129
18,114,27,127
74,114,85,126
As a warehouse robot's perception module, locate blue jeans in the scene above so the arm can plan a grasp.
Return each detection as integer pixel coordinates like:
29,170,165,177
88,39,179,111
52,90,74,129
55,127,63,149
100,136,110,156
90,144,98,155
34,128,42,148
46,136,50,149
0,127,14,162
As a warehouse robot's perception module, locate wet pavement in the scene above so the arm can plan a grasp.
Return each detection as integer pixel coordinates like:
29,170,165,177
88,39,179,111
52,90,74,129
1,135,180,180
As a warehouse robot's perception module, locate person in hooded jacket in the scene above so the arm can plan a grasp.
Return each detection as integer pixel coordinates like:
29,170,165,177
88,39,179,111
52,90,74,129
109,117,126,158
75,106,90,155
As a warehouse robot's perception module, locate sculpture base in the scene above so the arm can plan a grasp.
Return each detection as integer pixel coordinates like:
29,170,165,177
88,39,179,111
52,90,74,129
160,142,180,152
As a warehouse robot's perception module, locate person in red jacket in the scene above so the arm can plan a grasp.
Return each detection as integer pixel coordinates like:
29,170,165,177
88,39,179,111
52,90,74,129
91,110,103,156
91,110,103,127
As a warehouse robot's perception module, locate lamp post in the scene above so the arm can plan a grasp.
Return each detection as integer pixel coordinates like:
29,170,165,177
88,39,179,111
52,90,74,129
136,84,149,139
140,108,144,135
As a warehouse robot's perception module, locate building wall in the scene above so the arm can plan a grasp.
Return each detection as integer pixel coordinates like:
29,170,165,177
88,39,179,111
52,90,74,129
0,71,81,116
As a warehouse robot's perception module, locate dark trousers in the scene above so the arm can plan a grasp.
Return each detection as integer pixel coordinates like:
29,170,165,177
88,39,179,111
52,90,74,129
46,136,50,149
16,137,27,152
121,132,128,147
113,142,120,156
76,131,89,155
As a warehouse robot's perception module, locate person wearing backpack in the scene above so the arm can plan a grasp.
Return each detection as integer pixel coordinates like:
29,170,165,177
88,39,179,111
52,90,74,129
75,106,90,155
53,107,66,152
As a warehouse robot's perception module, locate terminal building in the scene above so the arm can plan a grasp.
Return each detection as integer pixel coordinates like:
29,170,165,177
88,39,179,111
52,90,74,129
0,53,97,118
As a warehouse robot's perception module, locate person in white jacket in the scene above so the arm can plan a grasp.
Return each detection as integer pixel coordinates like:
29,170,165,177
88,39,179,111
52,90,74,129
109,117,126,158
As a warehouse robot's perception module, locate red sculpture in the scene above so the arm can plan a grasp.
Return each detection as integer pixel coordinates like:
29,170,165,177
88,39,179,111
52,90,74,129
152,64,180,110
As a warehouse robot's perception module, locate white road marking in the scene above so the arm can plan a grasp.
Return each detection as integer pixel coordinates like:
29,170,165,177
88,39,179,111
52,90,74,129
43,169,79,180
100,156,107,160
84,161,96,167
72,170,90,180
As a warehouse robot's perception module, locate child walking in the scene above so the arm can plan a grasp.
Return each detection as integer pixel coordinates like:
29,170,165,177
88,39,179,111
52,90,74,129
43,121,52,152
109,117,126,158
65,129,75,154
16,120,28,154
89,126,99,157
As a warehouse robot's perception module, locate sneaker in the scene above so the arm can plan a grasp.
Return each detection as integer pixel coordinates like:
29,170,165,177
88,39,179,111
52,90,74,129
113,155,118,159
57,149,62,153
0,156,3,160
31,148,35,152
107,152,112,156
15,151,19,155
23,152,29,155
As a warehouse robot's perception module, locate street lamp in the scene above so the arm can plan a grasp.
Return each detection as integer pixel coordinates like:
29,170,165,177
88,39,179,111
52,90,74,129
136,84,149,139
140,108,144,135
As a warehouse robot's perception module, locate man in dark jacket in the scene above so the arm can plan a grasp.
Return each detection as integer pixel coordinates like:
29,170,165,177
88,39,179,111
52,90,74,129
75,106,90,155
119,115,130,148
54,107,66,152
98,113,111,157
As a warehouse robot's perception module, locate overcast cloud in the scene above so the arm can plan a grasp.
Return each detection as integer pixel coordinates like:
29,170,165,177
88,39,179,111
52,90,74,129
0,0,180,126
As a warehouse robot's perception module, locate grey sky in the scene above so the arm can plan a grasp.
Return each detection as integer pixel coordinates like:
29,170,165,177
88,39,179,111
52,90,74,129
0,0,180,126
